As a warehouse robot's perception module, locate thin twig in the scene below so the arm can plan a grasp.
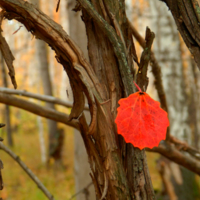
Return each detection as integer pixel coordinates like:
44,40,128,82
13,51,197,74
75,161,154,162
136,27,155,92
68,182,93,200
0,142,55,200
0,87,89,110
12,25,23,34
56,0,61,12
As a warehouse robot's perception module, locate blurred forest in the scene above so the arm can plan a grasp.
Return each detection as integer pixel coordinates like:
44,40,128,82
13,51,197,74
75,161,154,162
0,0,200,200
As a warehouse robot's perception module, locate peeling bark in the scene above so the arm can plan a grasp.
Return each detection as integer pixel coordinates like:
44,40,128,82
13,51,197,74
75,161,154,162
0,0,155,199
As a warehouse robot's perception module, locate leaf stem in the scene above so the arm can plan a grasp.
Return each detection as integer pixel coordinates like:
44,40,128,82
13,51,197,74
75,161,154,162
133,81,142,92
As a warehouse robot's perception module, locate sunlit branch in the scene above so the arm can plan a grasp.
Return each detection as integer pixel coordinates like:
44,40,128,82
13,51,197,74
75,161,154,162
0,87,89,110
0,142,55,200
0,92,79,129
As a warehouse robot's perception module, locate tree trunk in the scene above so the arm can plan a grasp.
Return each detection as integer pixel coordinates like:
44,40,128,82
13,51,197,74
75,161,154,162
80,1,154,199
0,0,156,199
31,0,62,164
148,0,199,199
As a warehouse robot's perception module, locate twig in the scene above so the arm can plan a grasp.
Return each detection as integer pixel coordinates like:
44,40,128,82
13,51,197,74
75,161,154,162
56,0,61,12
129,21,170,140
136,27,155,92
0,87,89,110
0,142,55,199
68,182,93,200
12,25,23,34
129,21,168,112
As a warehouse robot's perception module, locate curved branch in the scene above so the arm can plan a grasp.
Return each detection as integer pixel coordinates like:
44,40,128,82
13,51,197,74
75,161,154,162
0,93,79,129
0,87,89,110
0,0,103,130
0,142,55,200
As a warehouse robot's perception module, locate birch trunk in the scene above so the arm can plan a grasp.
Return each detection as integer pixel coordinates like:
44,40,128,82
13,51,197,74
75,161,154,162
31,0,61,163
148,0,199,199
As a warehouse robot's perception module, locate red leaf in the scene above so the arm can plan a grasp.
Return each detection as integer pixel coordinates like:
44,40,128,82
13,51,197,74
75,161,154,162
115,86,169,150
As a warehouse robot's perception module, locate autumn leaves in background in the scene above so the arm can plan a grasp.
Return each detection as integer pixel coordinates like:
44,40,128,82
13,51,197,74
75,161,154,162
115,82,169,150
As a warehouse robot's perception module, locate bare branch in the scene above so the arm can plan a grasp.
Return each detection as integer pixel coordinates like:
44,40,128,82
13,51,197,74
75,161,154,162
0,87,89,110
169,136,200,160
0,92,79,129
0,0,102,129
56,0,61,12
129,21,170,140
136,27,155,92
0,142,55,200
148,141,200,175
129,21,168,113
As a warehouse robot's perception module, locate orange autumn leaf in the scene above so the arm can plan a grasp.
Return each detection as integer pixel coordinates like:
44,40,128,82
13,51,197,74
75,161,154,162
115,82,169,150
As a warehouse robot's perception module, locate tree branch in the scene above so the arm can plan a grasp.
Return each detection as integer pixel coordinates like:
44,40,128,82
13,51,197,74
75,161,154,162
129,21,168,113
0,93,79,129
169,136,200,160
148,141,200,175
129,21,170,140
0,0,102,131
0,87,89,110
0,141,55,200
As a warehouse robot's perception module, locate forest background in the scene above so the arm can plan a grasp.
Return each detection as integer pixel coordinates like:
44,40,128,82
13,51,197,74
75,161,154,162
0,0,200,200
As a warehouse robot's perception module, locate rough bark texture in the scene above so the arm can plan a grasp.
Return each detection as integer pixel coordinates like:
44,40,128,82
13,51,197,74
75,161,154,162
0,0,155,199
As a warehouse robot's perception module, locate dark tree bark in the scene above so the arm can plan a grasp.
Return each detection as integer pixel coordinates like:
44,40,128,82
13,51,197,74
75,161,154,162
2,0,200,199
0,0,155,199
